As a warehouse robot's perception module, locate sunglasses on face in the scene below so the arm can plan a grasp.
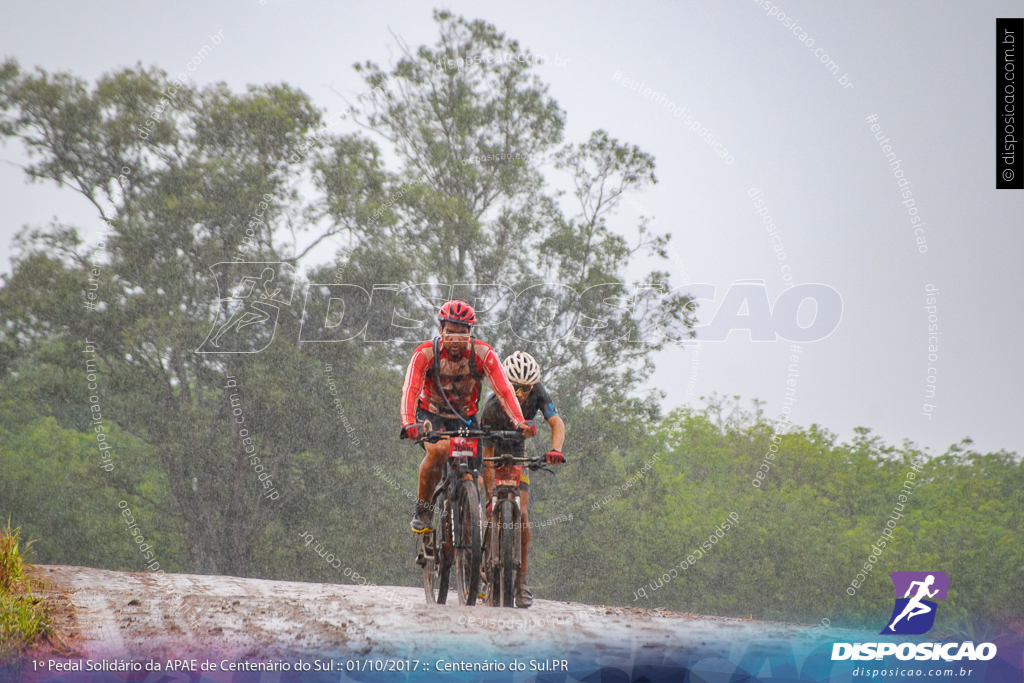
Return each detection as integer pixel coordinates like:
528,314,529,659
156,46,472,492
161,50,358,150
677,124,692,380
514,384,534,396
441,331,472,342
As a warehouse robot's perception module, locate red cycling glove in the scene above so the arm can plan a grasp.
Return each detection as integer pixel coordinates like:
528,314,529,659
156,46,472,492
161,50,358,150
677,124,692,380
545,449,565,465
400,423,427,440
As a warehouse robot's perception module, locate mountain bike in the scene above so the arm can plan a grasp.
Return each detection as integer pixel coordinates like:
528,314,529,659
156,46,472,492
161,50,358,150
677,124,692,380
414,428,524,605
482,434,551,607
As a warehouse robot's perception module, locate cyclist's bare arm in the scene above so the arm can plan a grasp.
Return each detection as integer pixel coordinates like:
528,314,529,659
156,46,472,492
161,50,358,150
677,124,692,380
548,414,565,451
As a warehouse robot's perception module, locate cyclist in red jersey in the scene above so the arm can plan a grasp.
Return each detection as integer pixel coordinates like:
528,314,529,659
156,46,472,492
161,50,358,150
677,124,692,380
399,300,536,532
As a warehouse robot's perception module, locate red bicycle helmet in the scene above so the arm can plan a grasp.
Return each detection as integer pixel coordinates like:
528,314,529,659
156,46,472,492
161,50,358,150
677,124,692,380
437,300,477,326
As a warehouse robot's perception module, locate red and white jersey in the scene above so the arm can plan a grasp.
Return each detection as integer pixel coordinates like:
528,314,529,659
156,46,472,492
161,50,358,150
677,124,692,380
400,339,525,427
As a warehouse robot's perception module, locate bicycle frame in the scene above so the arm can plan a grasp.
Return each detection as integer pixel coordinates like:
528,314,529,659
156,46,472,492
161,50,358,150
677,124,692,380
431,439,480,553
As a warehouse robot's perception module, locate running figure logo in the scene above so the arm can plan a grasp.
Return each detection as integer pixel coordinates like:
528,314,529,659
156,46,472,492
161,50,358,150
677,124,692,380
881,571,949,635
196,262,296,354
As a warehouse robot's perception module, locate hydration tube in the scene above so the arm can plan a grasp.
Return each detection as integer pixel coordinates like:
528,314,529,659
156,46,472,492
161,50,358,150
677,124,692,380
432,336,473,426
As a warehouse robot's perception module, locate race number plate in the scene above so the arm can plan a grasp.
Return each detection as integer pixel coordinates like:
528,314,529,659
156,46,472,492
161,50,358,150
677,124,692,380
449,436,478,459
495,464,521,487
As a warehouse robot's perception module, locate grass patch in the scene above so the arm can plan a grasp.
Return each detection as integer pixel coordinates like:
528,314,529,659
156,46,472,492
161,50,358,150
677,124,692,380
0,520,56,667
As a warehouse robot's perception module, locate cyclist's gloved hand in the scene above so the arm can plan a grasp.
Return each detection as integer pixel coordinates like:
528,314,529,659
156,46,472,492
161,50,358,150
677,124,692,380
545,449,565,465
517,421,538,438
400,422,427,440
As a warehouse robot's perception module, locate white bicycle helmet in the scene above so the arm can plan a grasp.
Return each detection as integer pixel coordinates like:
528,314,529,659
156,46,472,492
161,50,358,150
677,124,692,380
503,351,541,386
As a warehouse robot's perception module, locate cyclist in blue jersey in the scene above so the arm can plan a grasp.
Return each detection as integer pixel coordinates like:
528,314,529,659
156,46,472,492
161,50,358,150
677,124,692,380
478,351,565,607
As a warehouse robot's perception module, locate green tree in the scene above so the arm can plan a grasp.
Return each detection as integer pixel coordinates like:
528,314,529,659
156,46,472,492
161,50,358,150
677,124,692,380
0,60,341,575
341,10,695,397
0,376,180,571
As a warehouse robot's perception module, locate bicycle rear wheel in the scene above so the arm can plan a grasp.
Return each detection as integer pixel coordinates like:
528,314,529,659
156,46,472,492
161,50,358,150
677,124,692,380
497,499,516,607
453,480,481,605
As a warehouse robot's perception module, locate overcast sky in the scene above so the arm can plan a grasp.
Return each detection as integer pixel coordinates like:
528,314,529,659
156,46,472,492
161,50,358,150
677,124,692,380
1,1,1021,456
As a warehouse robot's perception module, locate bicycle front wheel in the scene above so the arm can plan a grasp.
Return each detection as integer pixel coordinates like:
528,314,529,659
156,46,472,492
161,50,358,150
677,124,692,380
497,499,516,607
453,479,482,605
423,499,451,604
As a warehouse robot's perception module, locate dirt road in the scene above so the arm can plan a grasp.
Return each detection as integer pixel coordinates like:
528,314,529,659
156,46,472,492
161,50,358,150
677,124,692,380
35,564,856,670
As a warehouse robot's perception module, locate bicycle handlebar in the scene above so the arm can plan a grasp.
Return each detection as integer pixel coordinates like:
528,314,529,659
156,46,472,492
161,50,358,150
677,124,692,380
482,454,553,472
415,430,558,474
481,455,544,463
418,428,524,444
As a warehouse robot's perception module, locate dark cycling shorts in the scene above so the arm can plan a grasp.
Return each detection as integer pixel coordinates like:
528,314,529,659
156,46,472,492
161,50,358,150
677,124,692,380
415,407,480,434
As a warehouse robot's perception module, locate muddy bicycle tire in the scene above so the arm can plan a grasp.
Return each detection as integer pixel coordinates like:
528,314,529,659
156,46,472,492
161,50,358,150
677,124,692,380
497,499,516,607
453,480,481,605
423,500,451,604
